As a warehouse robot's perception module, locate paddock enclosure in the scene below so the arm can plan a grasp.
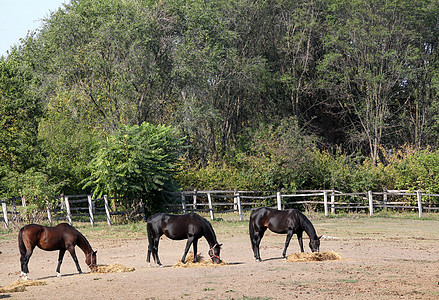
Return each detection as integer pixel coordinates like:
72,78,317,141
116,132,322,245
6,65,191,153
0,215,438,299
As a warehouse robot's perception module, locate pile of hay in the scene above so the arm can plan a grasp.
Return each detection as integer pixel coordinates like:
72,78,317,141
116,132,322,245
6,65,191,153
92,263,135,273
0,280,47,293
173,253,227,268
286,251,342,262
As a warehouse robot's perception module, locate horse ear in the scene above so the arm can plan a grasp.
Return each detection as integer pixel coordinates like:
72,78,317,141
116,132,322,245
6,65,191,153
94,250,97,254
219,244,223,247
318,235,323,240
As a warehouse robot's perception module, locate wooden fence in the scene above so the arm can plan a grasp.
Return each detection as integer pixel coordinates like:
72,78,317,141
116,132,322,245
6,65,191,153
1,189,439,228
166,189,439,221
0,194,125,229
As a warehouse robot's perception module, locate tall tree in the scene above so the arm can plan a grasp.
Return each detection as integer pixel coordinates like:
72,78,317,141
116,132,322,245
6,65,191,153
318,0,423,163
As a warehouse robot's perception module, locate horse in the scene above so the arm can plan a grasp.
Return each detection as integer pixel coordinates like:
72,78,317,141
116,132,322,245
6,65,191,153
146,212,222,267
18,223,97,279
249,207,321,261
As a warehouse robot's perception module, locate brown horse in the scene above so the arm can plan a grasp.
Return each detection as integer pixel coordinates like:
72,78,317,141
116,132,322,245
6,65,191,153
249,207,321,261
18,223,97,279
146,213,222,267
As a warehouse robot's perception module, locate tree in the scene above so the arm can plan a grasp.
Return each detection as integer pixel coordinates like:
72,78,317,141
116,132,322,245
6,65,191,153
318,0,423,164
0,56,43,197
82,122,185,208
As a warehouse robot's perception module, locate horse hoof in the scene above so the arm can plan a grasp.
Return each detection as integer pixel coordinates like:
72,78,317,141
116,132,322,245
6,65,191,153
255,259,261,262
158,264,163,268
20,272,29,280
57,272,61,278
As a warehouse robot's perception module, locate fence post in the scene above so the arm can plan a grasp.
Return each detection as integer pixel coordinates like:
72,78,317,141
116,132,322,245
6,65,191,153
181,193,187,213
193,189,197,210
233,189,238,212
104,195,112,225
21,196,27,207
2,201,8,229
417,191,423,218
383,188,388,211
236,193,243,221
331,190,335,214
276,192,282,210
368,191,373,216
207,192,214,220
12,199,17,221
88,195,94,226
323,191,328,217
46,200,52,226
65,196,73,226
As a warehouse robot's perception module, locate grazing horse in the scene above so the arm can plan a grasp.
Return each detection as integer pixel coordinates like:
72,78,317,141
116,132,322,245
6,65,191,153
249,207,321,261
146,212,222,267
18,223,97,279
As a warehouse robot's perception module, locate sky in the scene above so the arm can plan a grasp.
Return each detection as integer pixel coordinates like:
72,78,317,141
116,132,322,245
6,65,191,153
0,0,67,57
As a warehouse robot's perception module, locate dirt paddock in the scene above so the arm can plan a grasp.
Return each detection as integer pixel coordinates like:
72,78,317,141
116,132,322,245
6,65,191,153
1,215,438,299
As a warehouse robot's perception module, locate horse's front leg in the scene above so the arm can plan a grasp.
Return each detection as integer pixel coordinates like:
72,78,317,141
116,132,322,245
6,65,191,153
181,237,194,263
56,249,66,277
282,230,294,258
192,239,199,263
297,232,304,252
67,246,82,274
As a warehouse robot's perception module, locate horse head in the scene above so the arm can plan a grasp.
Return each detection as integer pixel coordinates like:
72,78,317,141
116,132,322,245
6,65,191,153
208,243,222,264
309,236,321,252
86,250,97,270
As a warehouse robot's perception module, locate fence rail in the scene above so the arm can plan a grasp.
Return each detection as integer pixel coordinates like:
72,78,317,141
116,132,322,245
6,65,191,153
166,189,439,221
1,189,439,228
0,194,125,229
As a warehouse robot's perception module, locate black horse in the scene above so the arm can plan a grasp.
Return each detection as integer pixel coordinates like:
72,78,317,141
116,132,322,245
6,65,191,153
146,212,222,267
249,207,321,261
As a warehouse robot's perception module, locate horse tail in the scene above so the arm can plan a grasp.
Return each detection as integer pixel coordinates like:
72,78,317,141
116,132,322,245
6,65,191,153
146,221,154,252
248,209,256,243
18,227,26,257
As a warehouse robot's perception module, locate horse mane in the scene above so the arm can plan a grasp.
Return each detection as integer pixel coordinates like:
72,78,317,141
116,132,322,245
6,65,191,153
75,228,93,253
297,211,318,239
201,216,219,246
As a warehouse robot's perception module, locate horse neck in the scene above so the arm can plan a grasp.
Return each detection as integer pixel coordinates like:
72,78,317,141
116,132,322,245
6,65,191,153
202,221,218,247
76,232,93,255
300,215,318,240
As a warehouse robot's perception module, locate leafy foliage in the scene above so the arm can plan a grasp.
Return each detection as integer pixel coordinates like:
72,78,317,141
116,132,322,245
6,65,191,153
82,122,185,205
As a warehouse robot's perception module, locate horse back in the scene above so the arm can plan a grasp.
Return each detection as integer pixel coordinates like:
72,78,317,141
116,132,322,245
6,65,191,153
147,212,207,240
20,223,78,251
250,207,301,234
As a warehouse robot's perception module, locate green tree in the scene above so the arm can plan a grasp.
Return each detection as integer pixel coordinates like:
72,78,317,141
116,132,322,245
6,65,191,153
318,0,427,164
82,122,185,208
0,56,43,197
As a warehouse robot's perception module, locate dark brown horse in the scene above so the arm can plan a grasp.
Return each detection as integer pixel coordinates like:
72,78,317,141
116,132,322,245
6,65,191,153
249,207,321,261
146,213,222,267
18,223,97,279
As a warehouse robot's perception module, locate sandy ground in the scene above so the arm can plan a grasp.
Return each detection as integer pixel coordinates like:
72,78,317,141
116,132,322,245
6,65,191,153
1,216,438,299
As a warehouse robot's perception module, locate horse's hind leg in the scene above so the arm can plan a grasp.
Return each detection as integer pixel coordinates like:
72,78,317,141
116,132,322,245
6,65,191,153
151,238,162,267
56,249,66,277
181,236,194,263
20,247,34,279
251,228,266,262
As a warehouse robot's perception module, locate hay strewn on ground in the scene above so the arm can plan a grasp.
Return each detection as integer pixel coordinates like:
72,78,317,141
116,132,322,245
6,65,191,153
92,263,135,273
0,280,47,293
173,253,227,268
286,251,342,262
